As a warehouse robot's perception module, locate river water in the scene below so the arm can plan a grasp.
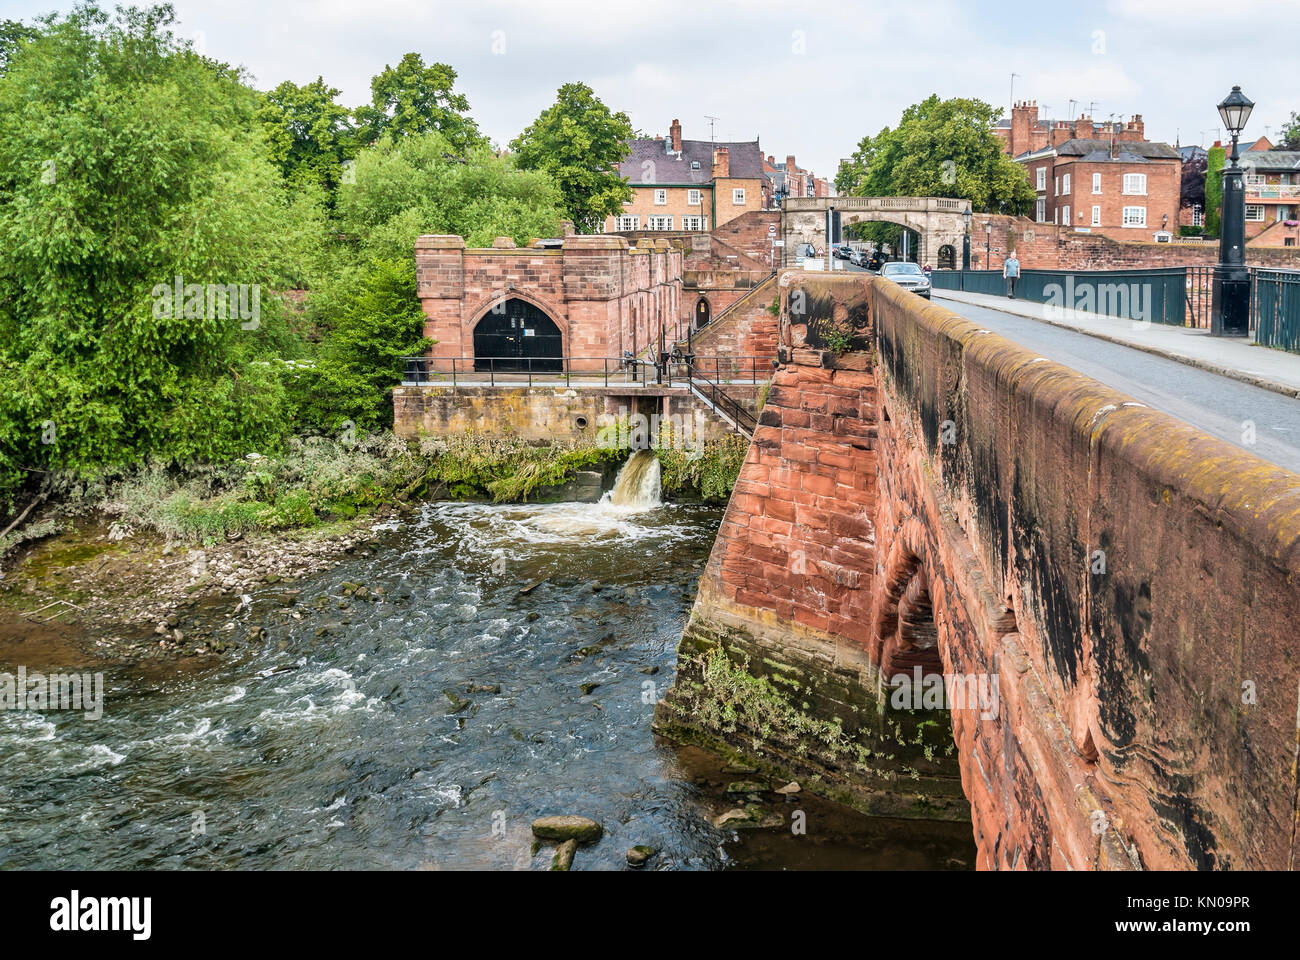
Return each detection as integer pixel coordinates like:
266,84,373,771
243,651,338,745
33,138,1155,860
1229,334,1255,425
0,456,975,870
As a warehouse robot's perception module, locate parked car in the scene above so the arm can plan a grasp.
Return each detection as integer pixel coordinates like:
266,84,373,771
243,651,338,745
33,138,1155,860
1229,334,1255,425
849,247,871,268
832,242,853,260
879,261,932,299
794,242,817,267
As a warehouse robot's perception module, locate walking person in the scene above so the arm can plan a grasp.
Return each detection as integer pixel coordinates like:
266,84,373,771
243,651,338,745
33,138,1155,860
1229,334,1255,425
1003,251,1020,299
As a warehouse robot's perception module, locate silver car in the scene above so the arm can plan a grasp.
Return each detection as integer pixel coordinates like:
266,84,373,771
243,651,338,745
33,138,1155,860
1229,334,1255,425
879,261,932,299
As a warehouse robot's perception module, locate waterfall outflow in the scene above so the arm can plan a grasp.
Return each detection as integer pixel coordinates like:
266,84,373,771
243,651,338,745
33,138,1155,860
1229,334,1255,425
604,449,661,511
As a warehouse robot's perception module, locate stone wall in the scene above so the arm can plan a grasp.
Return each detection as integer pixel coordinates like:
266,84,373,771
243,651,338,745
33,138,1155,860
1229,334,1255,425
962,215,1300,272
393,384,745,444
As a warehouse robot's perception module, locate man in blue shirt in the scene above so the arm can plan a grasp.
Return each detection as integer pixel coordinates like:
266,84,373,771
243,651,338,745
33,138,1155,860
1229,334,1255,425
1003,253,1020,299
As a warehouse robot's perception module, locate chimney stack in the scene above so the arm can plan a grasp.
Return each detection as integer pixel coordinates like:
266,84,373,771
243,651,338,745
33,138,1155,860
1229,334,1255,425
670,118,682,153
712,146,730,179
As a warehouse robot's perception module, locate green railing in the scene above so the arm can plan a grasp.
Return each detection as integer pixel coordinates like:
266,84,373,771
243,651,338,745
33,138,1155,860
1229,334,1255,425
931,268,1189,324
1253,269,1300,353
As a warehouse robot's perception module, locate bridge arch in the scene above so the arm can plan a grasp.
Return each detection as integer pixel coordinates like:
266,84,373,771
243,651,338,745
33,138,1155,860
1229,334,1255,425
781,196,972,270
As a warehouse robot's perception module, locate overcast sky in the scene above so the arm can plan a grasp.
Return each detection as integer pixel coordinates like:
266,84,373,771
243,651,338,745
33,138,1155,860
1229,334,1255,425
8,0,1299,179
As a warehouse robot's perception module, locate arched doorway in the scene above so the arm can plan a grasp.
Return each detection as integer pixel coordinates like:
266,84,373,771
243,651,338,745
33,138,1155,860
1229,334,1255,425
694,297,711,330
473,298,563,373
938,244,956,270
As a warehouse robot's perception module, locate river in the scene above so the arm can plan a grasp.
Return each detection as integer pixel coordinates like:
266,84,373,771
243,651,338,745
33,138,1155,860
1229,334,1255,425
0,455,975,870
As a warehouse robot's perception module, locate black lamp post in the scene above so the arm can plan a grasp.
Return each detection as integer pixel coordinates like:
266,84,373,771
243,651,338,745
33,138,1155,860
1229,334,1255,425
962,206,972,270
985,221,992,270
1212,85,1254,336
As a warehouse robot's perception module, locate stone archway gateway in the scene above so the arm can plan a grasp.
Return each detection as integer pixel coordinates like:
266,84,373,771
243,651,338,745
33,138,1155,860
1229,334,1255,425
472,297,563,372
781,196,973,270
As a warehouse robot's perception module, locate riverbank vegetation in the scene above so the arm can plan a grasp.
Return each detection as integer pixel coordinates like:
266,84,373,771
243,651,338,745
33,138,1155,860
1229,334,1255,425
0,4,641,527
4,432,747,555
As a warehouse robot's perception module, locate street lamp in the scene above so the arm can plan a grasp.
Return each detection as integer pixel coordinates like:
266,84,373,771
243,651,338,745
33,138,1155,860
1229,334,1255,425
1212,85,1255,336
962,206,973,270
985,221,992,270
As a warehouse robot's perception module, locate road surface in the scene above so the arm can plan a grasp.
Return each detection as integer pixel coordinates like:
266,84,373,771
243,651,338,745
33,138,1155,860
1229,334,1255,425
936,295,1300,474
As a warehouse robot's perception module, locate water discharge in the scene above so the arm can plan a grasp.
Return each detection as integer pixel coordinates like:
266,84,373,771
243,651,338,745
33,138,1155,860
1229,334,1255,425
0,468,975,870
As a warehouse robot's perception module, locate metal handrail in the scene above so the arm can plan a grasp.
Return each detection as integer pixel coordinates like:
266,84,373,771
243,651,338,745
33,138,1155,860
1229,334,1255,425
685,361,758,437
400,355,771,388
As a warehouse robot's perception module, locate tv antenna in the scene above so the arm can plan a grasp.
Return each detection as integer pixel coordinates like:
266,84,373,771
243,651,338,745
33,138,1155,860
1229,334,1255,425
704,115,720,143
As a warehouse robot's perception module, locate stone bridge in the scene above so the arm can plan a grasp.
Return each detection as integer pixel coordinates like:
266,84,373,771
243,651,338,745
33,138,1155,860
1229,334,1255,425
782,196,972,268
656,271,1300,870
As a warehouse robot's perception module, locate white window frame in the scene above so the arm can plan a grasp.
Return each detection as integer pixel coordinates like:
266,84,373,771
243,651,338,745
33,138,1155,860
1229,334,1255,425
687,189,702,206
1122,173,1147,196
1054,176,1059,197
1062,205,1071,226
653,189,667,206
1091,205,1102,226
1062,173,1071,195
1122,206,1147,227
681,215,704,231
732,188,746,205
648,215,673,230
616,215,640,231
1092,173,1102,194
1035,198,1046,222
1245,204,1265,222
1191,205,1203,227
1036,167,1047,191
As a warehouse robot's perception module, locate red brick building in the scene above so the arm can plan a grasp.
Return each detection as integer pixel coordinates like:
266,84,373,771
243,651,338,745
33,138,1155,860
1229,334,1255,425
1241,149,1300,241
1018,138,1182,241
763,154,830,205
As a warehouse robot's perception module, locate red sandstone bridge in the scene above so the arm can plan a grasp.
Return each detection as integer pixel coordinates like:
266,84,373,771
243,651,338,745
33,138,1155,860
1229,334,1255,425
654,270,1300,871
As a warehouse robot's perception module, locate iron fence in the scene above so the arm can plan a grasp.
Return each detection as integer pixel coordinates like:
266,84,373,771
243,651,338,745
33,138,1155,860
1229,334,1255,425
1253,269,1300,353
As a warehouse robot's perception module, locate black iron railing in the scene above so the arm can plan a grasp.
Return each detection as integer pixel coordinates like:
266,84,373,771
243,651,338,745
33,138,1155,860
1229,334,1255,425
401,355,769,388
685,361,758,437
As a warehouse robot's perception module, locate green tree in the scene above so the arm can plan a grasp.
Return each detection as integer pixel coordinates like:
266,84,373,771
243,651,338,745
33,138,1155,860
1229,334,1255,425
0,3,324,508
354,53,483,152
258,77,358,203
509,82,634,233
336,130,565,257
0,18,37,73
295,258,429,432
1277,112,1300,151
1205,145,1225,237
840,96,1036,215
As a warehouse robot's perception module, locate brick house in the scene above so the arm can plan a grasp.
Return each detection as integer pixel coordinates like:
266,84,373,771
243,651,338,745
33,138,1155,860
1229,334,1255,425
603,119,765,233
1017,137,1182,241
762,153,829,206
1240,150,1300,240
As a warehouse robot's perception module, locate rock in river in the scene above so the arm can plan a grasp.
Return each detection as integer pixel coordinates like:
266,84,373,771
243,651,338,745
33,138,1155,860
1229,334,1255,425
626,845,657,868
550,838,578,871
531,815,603,844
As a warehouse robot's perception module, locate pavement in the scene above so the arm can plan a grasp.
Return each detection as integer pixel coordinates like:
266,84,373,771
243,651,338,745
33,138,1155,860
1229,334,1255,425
935,289,1300,399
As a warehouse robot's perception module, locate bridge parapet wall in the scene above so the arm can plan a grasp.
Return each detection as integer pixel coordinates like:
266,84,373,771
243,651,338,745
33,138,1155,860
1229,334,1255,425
874,280,1300,869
